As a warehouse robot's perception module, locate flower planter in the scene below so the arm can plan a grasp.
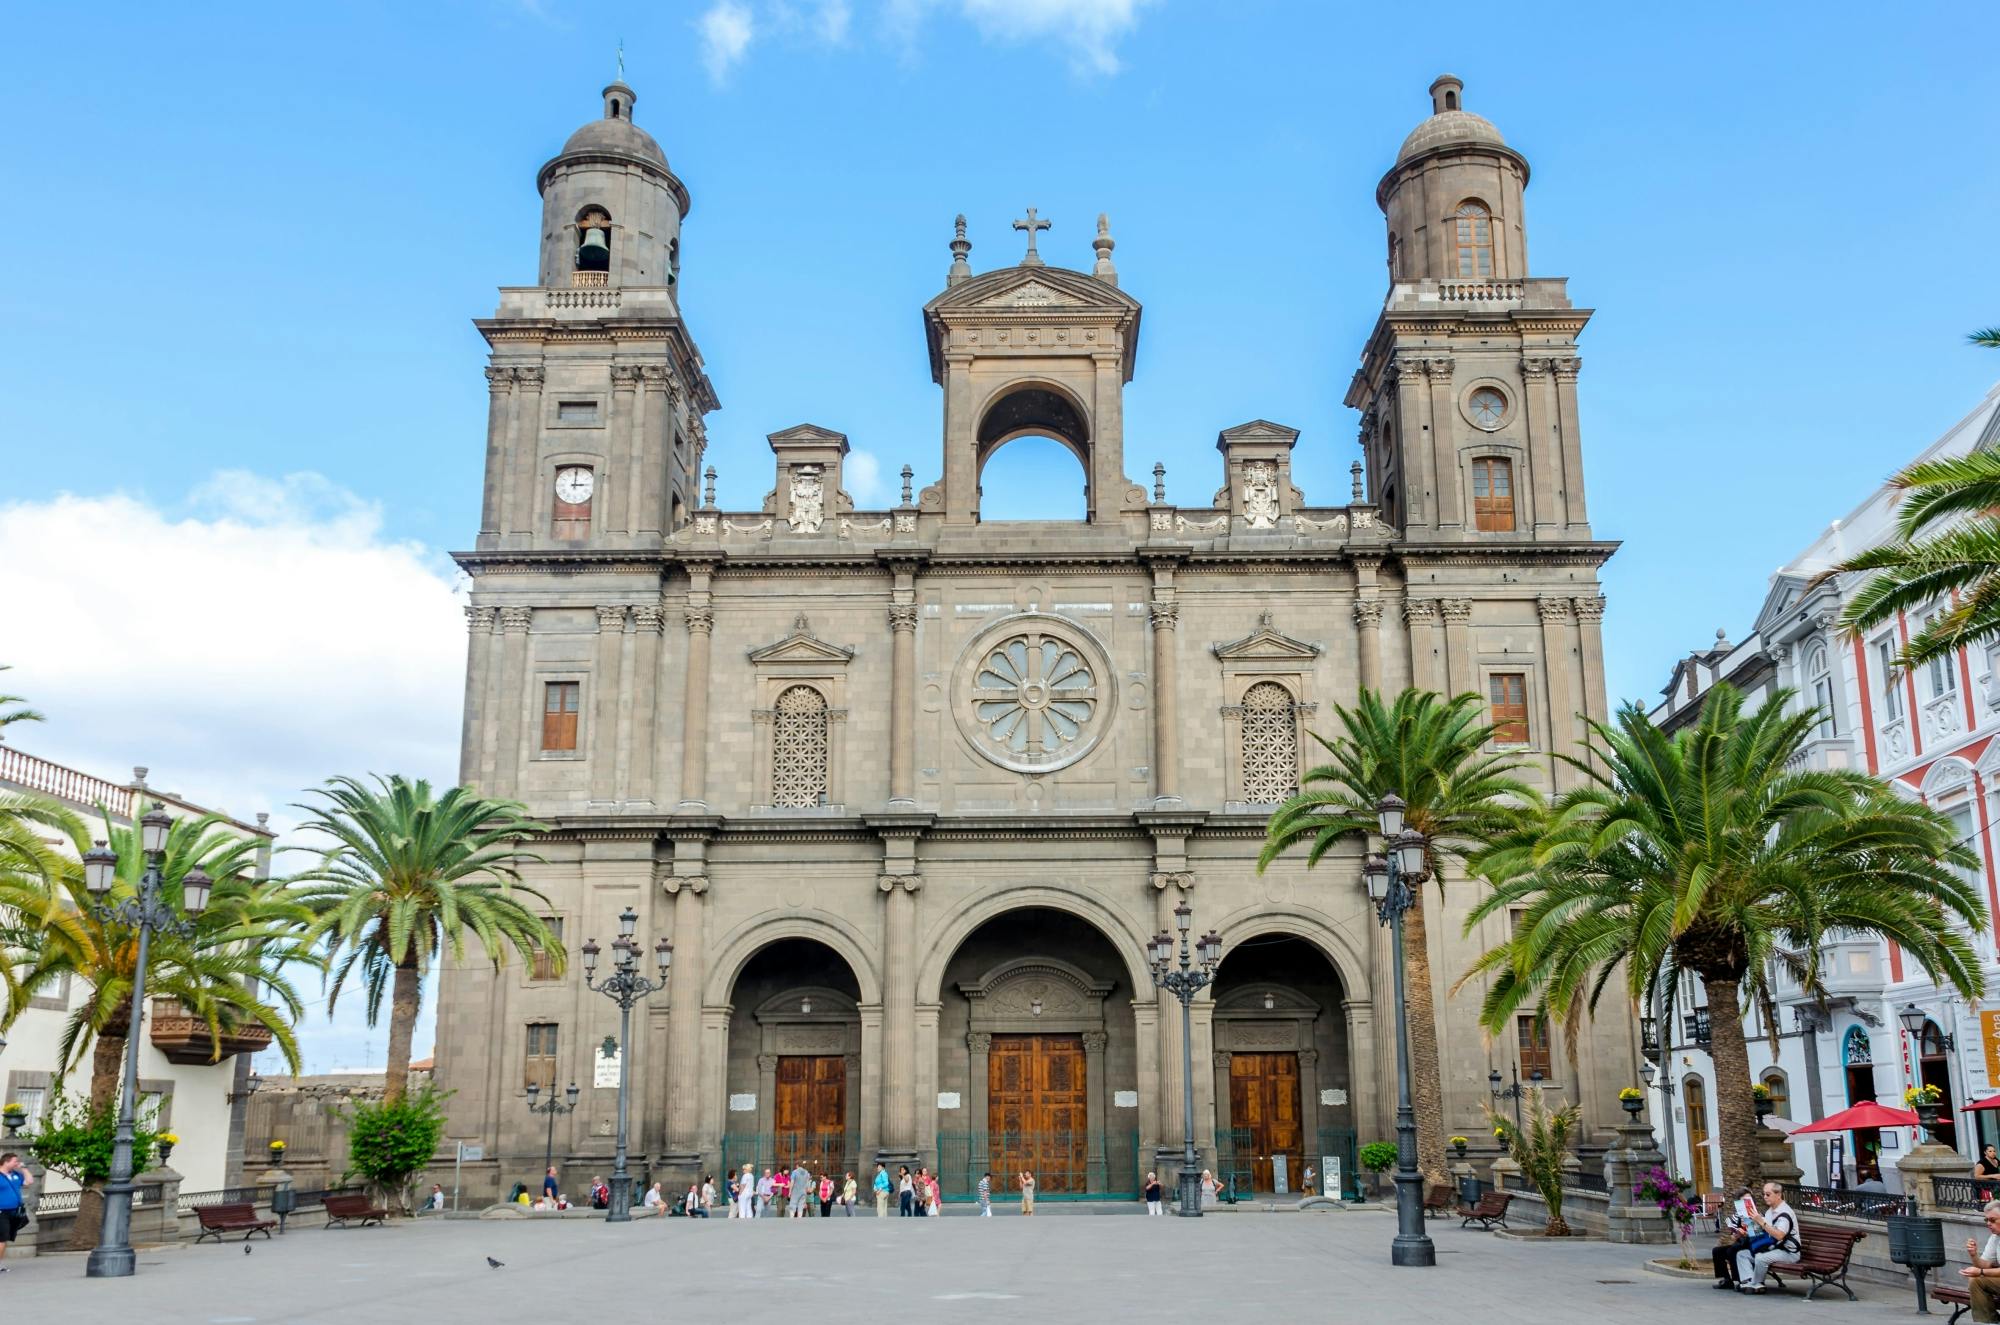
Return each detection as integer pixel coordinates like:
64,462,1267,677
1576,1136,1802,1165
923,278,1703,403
1621,1098,1645,1117
1755,1099,1773,1119
1915,1102,1943,1143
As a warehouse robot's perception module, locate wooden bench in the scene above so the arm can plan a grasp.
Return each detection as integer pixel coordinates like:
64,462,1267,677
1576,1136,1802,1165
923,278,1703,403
1764,1222,1866,1301
1423,1184,1457,1216
322,1193,389,1228
1459,1190,1513,1231
193,1202,275,1243
1933,1285,1970,1324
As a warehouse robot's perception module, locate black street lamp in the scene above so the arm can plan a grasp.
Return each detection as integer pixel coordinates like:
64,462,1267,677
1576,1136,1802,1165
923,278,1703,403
1362,793,1435,1268
83,804,210,1279
525,1080,580,1184
581,907,670,1223
1147,900,1222,1218
1487,1065,1542,1130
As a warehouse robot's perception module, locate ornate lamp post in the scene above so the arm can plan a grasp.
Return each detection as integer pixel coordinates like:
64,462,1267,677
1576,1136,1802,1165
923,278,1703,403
1488,1065,1541,1130
82,804,211,1278
1147,900,1222,1218
1362,793,1435,1268
581,907,669,1223
525,1080,580,1183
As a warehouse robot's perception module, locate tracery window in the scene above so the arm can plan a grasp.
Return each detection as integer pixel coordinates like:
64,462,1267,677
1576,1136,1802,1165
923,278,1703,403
770,684,830,808
1239,681,1299,804
1453,200,1494,278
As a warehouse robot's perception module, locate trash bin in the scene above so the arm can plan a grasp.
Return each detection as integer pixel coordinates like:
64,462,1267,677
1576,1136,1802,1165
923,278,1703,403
1889,1213,1946,1314
270,1180,296,1234
1459,1173,1483,1209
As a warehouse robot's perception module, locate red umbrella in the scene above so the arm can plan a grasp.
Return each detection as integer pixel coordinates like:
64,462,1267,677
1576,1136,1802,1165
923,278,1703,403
1789,1101,1921,1135
1963,1095,2000,1113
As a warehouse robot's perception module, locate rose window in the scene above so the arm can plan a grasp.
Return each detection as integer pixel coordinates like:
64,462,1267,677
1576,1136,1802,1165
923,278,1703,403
954,616,1116,773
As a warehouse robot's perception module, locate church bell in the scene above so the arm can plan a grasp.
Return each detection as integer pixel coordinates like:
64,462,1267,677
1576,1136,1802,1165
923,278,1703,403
578,226,610,269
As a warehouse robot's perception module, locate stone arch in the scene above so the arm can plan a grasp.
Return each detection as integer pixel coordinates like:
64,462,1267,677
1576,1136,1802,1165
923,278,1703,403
1209,905,1369,999
915,884,1152,1005
973,378,1093,474
703,908,882,1008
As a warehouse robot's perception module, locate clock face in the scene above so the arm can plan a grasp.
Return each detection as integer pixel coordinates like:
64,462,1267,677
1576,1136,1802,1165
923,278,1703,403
1468,387,1508,429
554,467,595,504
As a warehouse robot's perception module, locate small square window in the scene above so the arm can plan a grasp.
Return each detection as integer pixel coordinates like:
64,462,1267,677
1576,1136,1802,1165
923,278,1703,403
557,400,599,424
542,681,580,752
1488,672,1529,745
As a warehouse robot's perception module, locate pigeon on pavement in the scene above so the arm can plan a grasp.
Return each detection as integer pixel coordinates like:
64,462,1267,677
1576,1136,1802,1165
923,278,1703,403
486,1256,504,1269
244,1244,253,1255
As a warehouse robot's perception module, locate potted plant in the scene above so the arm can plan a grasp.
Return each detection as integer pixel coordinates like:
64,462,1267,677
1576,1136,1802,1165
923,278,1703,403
1358,1141,1397,1198
1450,1135,1469,1159
1488,1091,1583,1237
154,1131,179,1164
1752,1082,1774,1119
1906,1083,1945,1141
1618,1086,1645,1116
267,1139,288,1163
1,1103,26,1137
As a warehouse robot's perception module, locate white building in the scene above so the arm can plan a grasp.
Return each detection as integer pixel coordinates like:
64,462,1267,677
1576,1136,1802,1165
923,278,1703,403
0,746,274,1194
1647,381,2000,1193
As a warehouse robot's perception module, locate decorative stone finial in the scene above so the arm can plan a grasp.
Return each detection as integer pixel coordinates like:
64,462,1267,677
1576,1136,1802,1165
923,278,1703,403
947,214,972,286
1429,73,1464,115
133,766,149,787
1350,460,1365,503
899,464,914,506
1092,213,1118,285
1012,208,1051,267
702,465,717,508
1716,627,1731,649
1152,462,1166,504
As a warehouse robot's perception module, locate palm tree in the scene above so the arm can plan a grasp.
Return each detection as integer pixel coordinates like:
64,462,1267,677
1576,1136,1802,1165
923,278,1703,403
291,775,555,1105
5,811,310,1248
1826,326,2000,663
0,665,43,741
1258,688,1541,1183
1463,683,1985,1196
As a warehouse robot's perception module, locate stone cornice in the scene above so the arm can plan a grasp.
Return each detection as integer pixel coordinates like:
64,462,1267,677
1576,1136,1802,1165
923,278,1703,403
531,806,1314,846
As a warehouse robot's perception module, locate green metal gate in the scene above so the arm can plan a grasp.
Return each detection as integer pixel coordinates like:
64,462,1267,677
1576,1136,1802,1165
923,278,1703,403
934,1131,1141,1201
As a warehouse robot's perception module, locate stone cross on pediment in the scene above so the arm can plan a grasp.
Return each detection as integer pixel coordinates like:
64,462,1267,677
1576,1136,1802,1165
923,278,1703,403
1013,208,1051,267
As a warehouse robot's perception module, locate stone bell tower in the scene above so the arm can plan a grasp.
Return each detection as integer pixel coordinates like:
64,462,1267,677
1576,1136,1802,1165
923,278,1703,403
919,212,1144,525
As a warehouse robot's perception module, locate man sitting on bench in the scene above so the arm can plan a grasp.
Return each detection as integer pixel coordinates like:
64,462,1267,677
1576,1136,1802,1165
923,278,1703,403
1716,1182,1800,1295
1958,1200,2000,1320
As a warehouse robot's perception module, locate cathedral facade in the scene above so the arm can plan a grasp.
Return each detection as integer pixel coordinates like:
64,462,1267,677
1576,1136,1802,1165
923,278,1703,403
435,72,1631,1199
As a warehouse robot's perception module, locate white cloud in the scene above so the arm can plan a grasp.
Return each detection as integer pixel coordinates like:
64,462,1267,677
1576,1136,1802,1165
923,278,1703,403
0,471,466,1072
773,0,852,43
845,450,887,506
900,0,1154,75
699,1,757,83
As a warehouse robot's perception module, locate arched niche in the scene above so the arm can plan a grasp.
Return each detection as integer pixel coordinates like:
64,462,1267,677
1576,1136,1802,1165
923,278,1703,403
955,955,1115,1167
974,382,1093,520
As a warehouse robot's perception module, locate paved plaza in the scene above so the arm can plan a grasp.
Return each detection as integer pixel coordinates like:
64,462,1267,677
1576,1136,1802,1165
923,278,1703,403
0,1209,1958,1324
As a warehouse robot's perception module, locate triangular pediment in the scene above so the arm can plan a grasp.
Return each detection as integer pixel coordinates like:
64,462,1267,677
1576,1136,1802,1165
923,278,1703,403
1211,612,1322,661
767,423,848,446
1217,419,1302,446
975,278,1079,309
748,615,856,664
925,264,1141,317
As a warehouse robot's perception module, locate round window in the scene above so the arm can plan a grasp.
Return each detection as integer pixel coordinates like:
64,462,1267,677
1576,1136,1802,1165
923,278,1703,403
953,614,1117,773
1467,386,1508,430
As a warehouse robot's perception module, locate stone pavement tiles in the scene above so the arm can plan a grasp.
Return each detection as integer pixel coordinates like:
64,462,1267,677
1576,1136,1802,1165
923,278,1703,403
0,1210,1950,1324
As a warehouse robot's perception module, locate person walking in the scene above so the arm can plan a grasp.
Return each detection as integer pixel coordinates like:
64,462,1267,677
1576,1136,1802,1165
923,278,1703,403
1019,1170,1036,1216
702,1174,718,1216
898,1166,915,1217
0,1152,32,1270
790,1161,813,1218
977,1171,993,1217
542,1165,560,1203
926,1170,942,1216
1144,1172,1164,1215
873,1163,891,1216
842,1172,858,1216
736,1163,756,1219
818,1170,835,1218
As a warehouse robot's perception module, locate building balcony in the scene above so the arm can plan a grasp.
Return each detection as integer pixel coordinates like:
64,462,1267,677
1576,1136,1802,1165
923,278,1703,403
1785,735,1854,773
1384,276,1571,312
148,1000,273,1065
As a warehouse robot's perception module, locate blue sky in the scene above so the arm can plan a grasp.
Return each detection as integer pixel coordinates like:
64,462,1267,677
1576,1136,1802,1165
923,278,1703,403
3,1,1996,1068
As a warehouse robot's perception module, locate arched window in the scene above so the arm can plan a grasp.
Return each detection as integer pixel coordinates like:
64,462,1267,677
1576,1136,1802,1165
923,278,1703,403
1761,1070,1790,1122
1807,645,1837,738
1683,1076,1714,1190
1239,682,1300,804
770,685,829,808
575,207,612,274
1453,201,1494,278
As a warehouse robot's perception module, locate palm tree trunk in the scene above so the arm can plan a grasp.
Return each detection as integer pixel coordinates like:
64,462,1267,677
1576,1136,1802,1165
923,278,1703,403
1400,892,1450,1185
68,1009,132,1250
1702,974,1759,1196
382,957,423,1106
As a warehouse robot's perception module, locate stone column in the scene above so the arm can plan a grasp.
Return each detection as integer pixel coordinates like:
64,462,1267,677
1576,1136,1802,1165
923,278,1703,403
1425,357,1462,531
1149,600,1181,803
663,872,708,1172
1212,1050,1234,1158
1083,1030,1110,1191
1133,1000,1160,1157
1604,1113,1673,1244
888,601,919,806
1152,871,1193,1170
479,367,511,542
637,367,672,538
1405,599,1444,697
1573,596,1609,776
1299,1048,1321,1160
1757,1118,1803,1186
1392,359,1433,527
1899,1137,1973,1214
1089,352,1124,524
607,365,641,538
1552,357,1588,531
491,607,533,795
858,1005,884,1161
505,367,543,544
1353,598,1383,697
1520,356,1557,534
625,604,664,806
589,605,626,804
878,873,921,1160
1538,596,1581,789
1441,599,1474,699
966,1032,992,1141
756,1053,779,1147
941,353,977,524
678,564,716,811
460,606,497,787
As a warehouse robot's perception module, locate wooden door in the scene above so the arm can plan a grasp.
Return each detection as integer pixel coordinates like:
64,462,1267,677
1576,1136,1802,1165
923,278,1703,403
774,1055,846,1168
1229,1053,1302,1192
988,1034,1088,1193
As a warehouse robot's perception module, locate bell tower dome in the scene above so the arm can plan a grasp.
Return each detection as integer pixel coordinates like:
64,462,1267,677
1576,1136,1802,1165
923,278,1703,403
535,80,691,291
1376,74,1530,283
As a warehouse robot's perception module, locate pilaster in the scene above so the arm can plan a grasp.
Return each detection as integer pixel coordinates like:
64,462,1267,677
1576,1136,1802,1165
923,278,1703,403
1405,598,1444,695
589,604,627,804
479,367,512,543
461,606,497,787
624,603,665,805
1552,356,1588,531
1440,598,1473,698
491,606,533,795
1537,596,1581,788
678,562,716,811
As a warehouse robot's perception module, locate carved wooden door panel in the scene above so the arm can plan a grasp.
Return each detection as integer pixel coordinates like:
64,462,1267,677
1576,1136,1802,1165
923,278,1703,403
775,1055,846,1168
1230,1052,1302,1192
988,1034,1088,1192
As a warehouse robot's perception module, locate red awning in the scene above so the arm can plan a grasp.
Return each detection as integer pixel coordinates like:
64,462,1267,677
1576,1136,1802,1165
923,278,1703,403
1963,1095,2000,1113
1790,1101,1922,1135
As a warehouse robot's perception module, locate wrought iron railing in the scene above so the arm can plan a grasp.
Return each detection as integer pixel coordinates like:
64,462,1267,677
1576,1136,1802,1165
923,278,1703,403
1568,1170,1610,1195
936,1130,1141,1201
1783,1182,1913,1221
176,1185,266,1213
1931,1177,1996,1212
34,1183,162,1215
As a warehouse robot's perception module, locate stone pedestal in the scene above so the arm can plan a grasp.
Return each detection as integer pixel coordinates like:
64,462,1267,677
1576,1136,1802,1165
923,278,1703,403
136,1163,183,1246
1898,1142,1973,1214
1756,1120,1802,1187
1604,1115,1674,1245
1489,1153,1521,1194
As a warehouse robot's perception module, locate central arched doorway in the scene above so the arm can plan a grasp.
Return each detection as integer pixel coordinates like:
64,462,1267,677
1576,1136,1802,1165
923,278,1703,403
932,905,1140,1200
721,938,864,1182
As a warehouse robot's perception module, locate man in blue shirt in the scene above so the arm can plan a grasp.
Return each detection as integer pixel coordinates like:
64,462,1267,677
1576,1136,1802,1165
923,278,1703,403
872,1163,891,1217
541,1165,559,1202
0,1152,32,1270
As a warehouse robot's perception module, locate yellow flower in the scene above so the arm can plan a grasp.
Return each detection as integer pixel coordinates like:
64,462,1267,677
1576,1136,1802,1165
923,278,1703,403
157,1132,180,1145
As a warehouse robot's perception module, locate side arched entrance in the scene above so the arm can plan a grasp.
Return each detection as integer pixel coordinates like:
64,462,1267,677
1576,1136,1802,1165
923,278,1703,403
718,937,867,1183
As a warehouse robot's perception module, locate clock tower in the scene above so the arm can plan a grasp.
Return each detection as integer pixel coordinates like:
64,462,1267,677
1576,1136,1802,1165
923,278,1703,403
473,78,718,554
